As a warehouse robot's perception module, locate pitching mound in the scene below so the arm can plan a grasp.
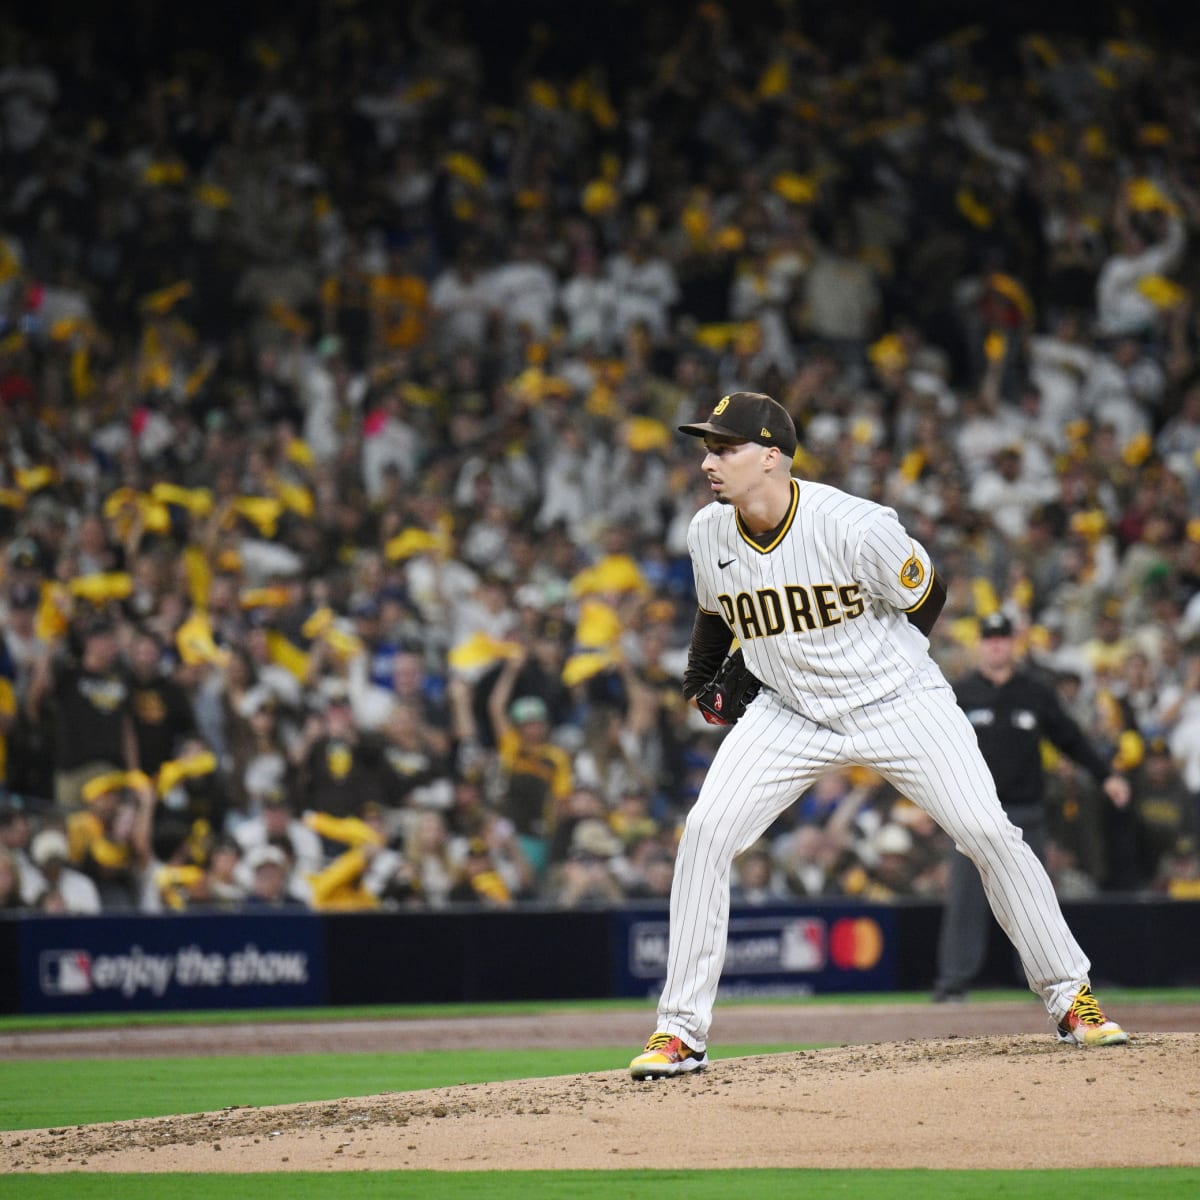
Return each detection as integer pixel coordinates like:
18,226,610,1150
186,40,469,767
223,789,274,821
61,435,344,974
5,1032,1199,1172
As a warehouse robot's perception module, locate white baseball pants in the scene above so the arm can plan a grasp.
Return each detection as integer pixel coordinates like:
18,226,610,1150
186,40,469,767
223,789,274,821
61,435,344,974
657,672,1090,1050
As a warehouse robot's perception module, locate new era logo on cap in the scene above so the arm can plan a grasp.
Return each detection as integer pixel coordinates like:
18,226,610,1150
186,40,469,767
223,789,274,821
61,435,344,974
678,392,798,457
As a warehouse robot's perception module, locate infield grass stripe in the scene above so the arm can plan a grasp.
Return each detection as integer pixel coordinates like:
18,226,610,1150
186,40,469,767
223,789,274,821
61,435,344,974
4,1171,1200,1199
0,1045,812,1129
0,995,871,1032
1,988,1197,1034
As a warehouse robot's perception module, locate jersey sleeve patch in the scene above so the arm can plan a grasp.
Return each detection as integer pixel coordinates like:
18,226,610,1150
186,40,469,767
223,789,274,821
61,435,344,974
899,554,925,591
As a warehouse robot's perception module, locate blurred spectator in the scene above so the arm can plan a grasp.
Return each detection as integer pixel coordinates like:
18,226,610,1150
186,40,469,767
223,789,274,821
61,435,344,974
476,809,536,900
0,796,44,904
65,770,155,910
225,685,292,818
198,837,249,907
1095,188,1186,339
545,818,625,908
291,682,386,819
371,647,452,741
154,837,247,911
800,219,882,364
1156,382,1200,501
1152,835,1200,900
543,783,606,861
240,842,306,909
485,682,573,877
150,736,228,865
729,842,789,906
607,233,679,343
304,806,416,911
774,824,843,898
559,245,619,354
447,836,513,907
232,788,323,879
375,698,454,811
969,444,1057,542
609,785,661,849
0,844,27,910
0,581,44,792
440,769,486,841
1127,737,1196,885
1158,650,1200,804
852,823,925,900
405,808,458,908
572,704,648,807
1043,839,1101,900
620,837,677,902
125,629,198,777
29,826,101,913
429,241,494,355
27,620,138,810
888,799,952,895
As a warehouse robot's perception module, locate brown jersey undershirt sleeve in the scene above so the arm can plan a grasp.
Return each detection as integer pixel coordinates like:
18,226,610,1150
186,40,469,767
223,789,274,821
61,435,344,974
905,572,947,636
682,609,734,698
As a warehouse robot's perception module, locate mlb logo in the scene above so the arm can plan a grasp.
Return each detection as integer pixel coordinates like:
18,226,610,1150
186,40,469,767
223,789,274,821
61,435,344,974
780,918,826,971
40,950,93,996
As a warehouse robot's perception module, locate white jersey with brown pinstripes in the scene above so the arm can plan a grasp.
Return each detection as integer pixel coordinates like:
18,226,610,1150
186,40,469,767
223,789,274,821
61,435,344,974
688,477,937,723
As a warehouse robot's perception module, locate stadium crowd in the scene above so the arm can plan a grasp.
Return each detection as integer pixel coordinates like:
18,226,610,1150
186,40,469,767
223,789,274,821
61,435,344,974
2,0,1200,915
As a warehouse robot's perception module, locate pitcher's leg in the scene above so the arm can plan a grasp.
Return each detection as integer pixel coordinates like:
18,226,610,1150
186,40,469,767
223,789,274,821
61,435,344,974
657,697,834,1050
858,683,1089,1019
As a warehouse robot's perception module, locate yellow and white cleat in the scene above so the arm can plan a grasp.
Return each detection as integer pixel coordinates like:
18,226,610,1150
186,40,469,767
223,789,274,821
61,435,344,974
1056,985,1129,1047
630,1032,708,1079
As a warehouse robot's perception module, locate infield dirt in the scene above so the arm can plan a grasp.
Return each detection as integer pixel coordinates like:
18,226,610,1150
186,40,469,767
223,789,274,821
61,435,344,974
3,1002,1198,1172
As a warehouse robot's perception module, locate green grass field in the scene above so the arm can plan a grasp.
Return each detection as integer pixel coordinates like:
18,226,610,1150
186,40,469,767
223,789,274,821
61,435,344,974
4,992,1199,1198
2,1043,812,1128
5,1170,1200,1200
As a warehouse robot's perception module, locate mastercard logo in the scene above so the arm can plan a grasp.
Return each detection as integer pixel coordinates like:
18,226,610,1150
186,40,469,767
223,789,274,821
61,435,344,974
828,917,884,970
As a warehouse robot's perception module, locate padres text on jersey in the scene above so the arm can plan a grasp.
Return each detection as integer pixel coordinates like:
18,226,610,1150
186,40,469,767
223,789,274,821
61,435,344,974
688,478,937,722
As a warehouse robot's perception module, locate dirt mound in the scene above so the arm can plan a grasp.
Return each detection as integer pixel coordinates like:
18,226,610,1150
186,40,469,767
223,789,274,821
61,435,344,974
5,1032,1199,1172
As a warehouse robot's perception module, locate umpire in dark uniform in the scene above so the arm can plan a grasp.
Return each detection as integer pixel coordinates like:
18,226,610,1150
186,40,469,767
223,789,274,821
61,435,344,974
933,612,1131,1001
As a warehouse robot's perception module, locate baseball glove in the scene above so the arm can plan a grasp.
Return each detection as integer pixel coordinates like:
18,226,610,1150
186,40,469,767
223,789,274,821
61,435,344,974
694,648,760,726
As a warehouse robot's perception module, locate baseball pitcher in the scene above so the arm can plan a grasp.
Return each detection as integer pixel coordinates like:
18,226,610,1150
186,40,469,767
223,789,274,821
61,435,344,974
631,392,1128,1080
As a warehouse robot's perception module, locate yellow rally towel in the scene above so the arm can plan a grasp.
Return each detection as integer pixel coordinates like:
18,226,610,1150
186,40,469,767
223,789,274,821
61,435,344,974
239,585,292,610
443,151,487,188
562,649,620,687
15,465,58,493
151,483,214,516
231,496,284,538
157,751,218,796
447,632,523,673
68,572,134,605
573,598,623,649
155,865,207,910
176,611,227,666
624,417,671,453
304,811,384,849
82,770,152,804
265,630,310,681
384,527,449,562
570,555,648,598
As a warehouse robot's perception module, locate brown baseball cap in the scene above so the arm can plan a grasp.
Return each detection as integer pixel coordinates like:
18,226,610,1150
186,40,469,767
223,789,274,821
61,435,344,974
678,392,797,457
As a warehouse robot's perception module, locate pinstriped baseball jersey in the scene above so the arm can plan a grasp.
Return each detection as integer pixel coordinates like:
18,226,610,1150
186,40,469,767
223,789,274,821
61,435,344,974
688,478,937,723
